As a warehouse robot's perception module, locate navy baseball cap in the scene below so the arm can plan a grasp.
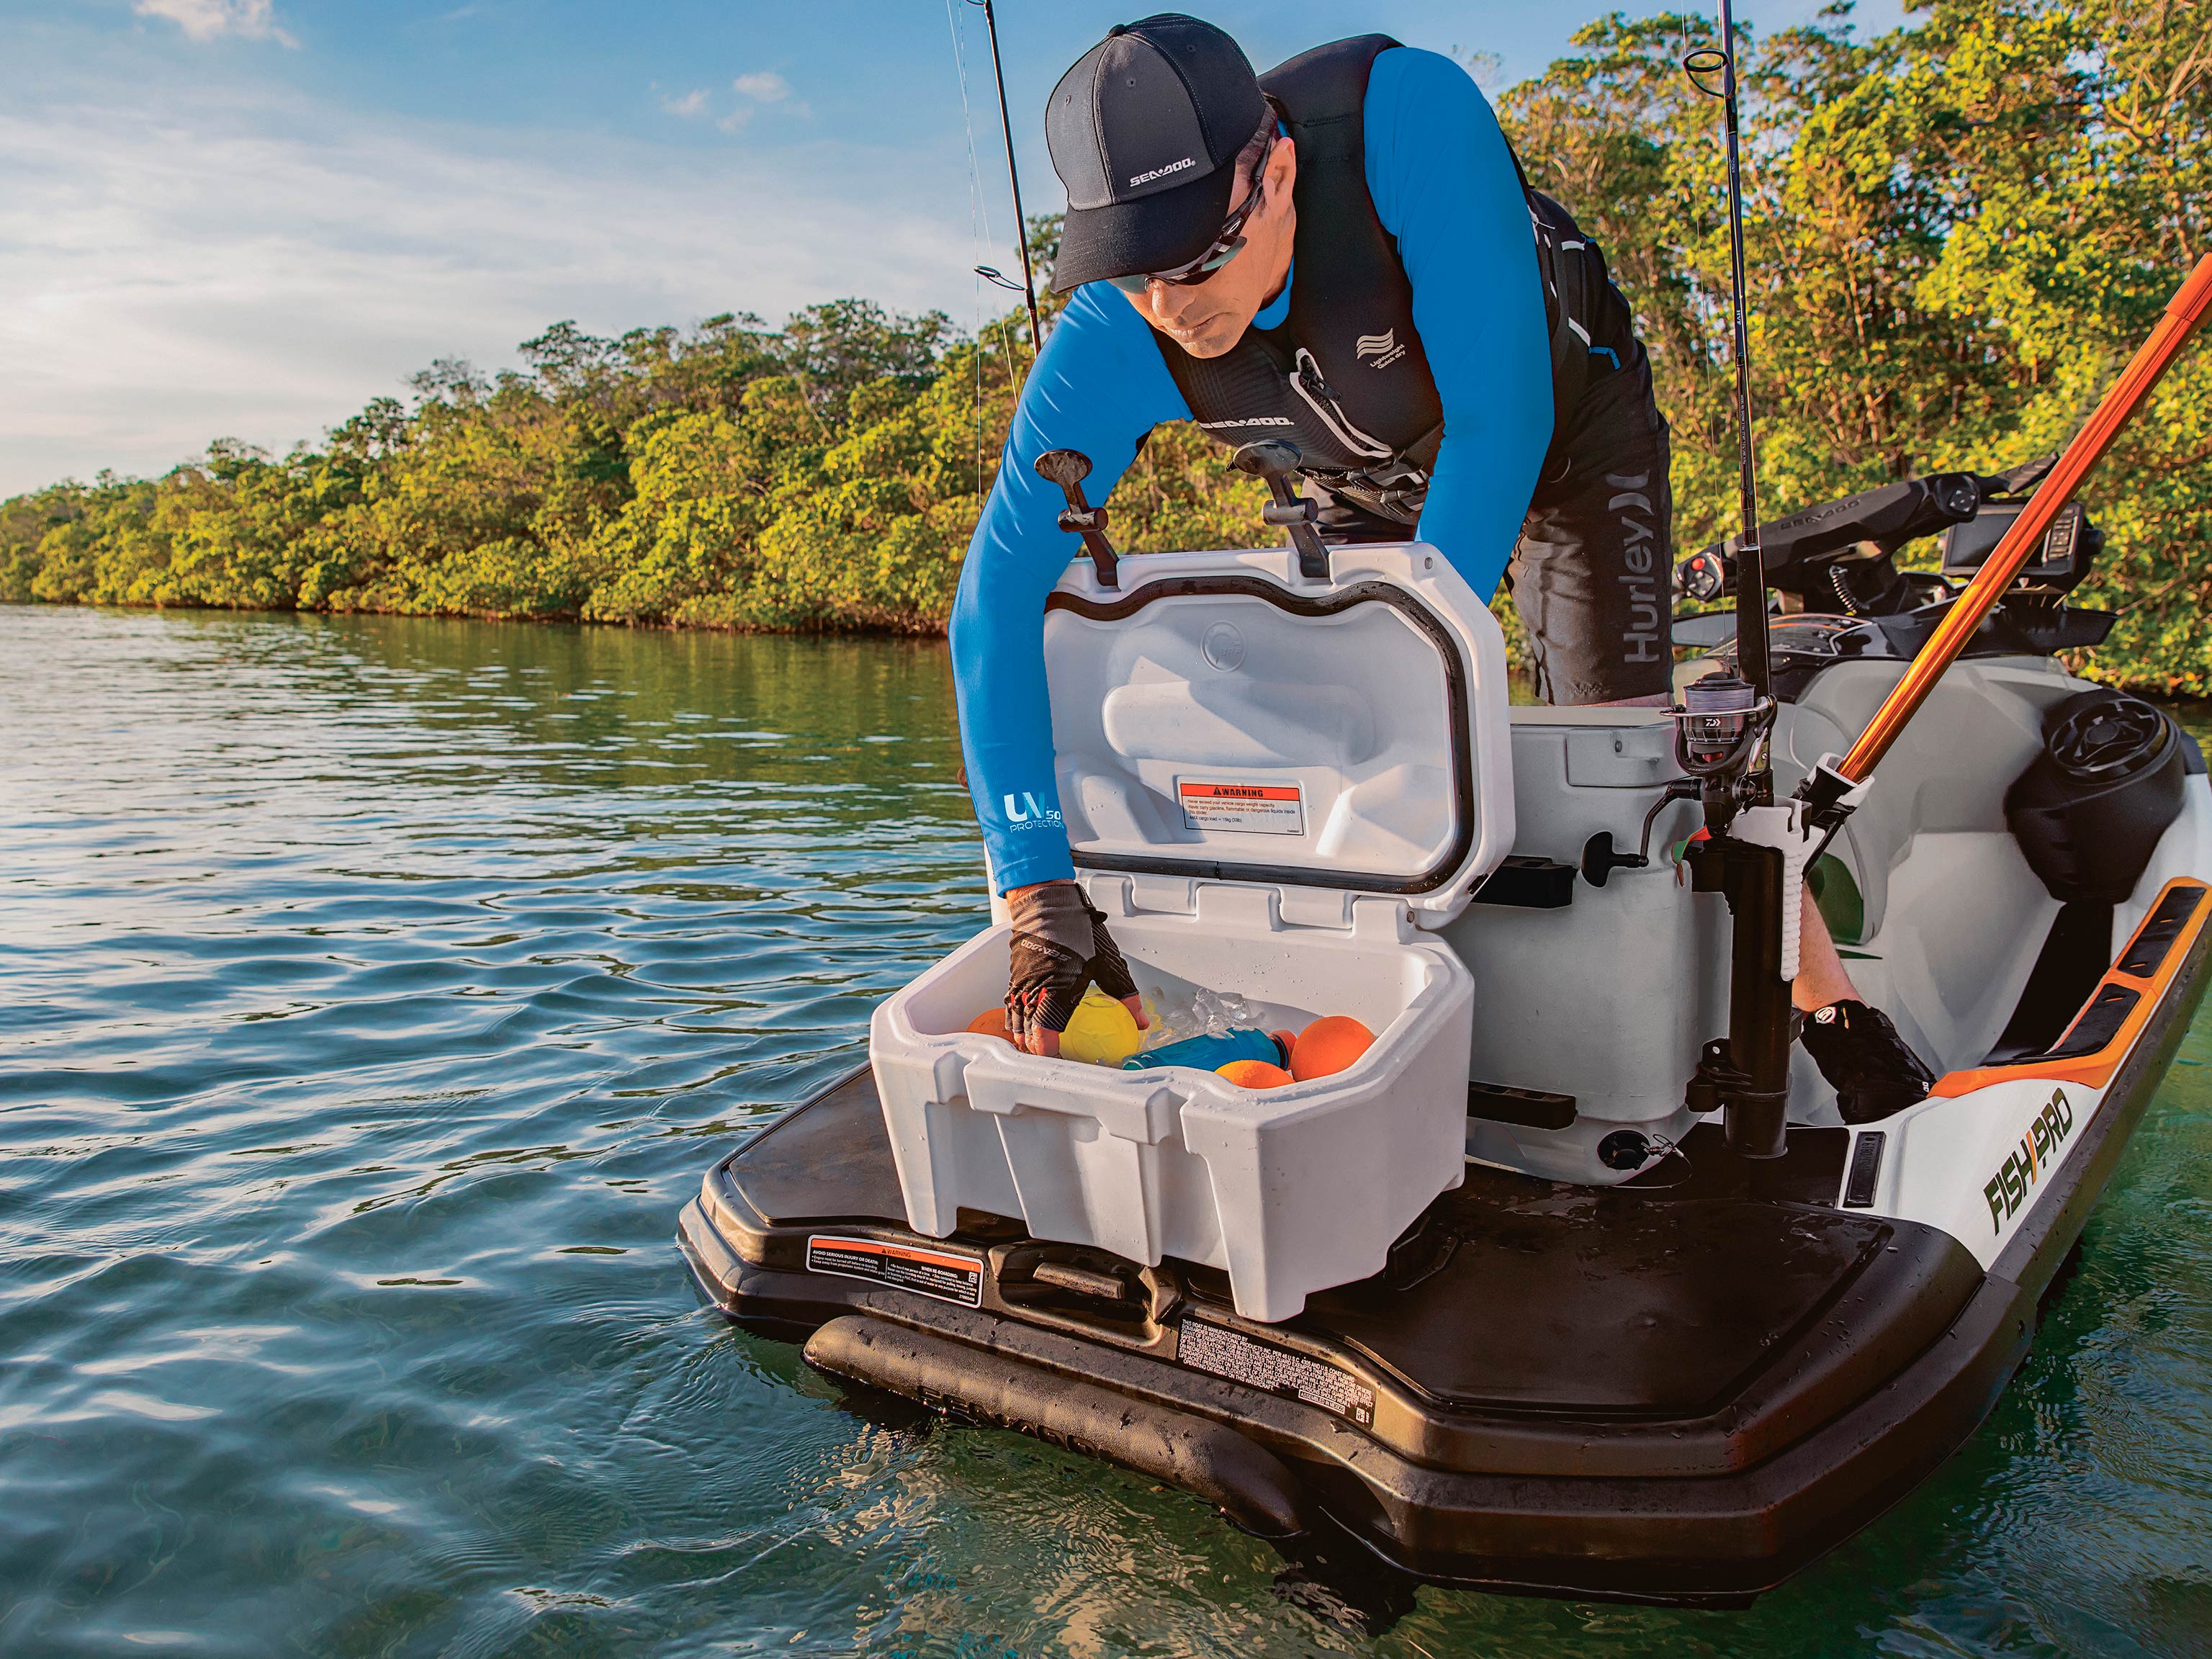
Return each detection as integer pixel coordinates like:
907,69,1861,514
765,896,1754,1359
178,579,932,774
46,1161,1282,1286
1045,14,1269,293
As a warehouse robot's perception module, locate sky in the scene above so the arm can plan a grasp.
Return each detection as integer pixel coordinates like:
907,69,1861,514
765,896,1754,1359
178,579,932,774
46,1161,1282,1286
0,0,1906,496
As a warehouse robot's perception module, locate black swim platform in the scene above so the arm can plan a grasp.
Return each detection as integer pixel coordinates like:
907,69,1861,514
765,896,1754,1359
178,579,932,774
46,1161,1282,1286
679,1066,2034,1604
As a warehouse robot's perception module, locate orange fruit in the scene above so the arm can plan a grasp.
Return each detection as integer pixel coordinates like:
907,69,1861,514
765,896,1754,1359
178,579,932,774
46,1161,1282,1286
966,1007,1017,1046
1215,1058,1292,1089
1290,1015,1375,1082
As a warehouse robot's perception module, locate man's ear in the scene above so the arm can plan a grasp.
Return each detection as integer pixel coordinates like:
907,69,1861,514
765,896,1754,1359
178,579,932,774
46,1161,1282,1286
1264,132,1297,203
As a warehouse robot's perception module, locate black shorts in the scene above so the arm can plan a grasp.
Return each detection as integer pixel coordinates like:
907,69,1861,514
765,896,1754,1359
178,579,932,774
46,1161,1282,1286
1505,361,1675,704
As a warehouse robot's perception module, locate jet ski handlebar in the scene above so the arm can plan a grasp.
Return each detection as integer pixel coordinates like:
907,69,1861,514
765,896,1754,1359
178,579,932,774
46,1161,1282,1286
1675,466,2053,615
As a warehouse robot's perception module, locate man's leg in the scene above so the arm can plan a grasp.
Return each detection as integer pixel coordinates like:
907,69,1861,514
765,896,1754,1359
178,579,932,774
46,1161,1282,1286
1794,882,1858,1013
1506,385,1674,708
1794,885,1935,1120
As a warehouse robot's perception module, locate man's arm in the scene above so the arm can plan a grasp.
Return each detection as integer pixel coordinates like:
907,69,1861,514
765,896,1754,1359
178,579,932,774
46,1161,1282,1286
1364,48,1555,598
949,284,1190,895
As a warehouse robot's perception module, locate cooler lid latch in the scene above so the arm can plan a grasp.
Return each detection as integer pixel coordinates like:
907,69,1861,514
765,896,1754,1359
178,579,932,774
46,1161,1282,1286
1036,449,1121,589
1233,441,1331,581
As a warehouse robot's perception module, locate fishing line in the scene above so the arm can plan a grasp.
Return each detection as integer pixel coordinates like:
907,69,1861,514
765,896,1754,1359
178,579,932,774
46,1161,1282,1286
943,0,994,503
966,0,1044,356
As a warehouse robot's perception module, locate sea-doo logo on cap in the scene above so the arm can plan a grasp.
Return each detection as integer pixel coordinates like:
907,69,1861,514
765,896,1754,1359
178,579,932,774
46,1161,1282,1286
1129,156,1195,187
1984,1087,2076,1233
1356,330,1406,369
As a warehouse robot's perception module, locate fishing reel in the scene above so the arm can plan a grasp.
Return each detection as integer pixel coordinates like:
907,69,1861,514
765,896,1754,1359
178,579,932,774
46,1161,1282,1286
1671,673,1775,836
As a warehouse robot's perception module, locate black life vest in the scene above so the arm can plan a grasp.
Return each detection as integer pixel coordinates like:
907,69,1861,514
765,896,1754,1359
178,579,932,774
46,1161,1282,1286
1150,34,1629,529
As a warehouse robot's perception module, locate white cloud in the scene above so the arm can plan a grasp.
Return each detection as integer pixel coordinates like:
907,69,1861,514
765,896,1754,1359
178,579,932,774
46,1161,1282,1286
0,88,974,493
734,71,808,119
659,72,806,132
732,71,791,104
133,0,297,48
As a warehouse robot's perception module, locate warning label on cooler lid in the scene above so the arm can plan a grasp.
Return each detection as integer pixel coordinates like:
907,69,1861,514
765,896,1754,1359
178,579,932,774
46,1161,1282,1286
805,1235,983,1308
1178,780,1305,836
1176,1317,1376,1427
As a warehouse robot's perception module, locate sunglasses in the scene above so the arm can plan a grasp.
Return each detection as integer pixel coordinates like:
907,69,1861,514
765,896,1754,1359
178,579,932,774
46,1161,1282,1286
1107,151,1269,295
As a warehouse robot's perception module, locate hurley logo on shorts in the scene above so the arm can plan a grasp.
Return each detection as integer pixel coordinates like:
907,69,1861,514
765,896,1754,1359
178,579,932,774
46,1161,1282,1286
1355,330,1406,369
1129,156,1195,187
1609,472,1665,665
1984,1087,2076,1233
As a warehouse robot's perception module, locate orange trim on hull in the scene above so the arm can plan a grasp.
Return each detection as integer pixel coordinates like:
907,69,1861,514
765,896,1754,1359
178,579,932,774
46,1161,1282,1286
1930,878,2211,1097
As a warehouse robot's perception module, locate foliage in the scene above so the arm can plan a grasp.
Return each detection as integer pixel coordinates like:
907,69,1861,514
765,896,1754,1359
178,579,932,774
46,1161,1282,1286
4,1,2207,690
1501,0,2212,692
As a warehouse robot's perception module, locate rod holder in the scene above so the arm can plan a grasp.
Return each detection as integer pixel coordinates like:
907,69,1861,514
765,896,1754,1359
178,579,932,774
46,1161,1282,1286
1683,831,1792,1159
1231,441,1330,580
1035,449,1120,588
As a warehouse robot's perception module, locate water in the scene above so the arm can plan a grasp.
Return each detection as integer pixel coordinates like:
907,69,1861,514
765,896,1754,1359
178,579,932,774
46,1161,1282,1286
3,604,2210,1658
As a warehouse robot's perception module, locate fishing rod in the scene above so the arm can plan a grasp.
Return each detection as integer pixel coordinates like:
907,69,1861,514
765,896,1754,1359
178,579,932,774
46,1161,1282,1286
1675,6,1798,1161
1684,0,1771,801
967,0,1043,356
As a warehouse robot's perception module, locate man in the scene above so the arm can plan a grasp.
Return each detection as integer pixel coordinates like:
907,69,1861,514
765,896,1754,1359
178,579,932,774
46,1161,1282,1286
949,14,1932,1121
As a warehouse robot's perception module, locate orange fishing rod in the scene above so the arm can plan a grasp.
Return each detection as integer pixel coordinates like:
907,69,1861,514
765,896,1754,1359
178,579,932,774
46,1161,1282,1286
1835,253,2212,784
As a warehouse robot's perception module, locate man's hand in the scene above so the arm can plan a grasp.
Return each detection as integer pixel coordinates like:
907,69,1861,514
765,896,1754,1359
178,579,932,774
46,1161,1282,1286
1004,880,1149,1056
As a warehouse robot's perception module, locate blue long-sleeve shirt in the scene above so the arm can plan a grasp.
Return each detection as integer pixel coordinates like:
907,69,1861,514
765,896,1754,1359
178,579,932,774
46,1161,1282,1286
950,46,1552,894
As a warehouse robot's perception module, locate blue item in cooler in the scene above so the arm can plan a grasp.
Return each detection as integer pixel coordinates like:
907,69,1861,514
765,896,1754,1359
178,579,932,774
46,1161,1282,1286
1122,1028,1289,1073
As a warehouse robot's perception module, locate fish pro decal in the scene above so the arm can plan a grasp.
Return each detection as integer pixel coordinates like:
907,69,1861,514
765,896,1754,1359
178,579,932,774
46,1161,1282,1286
1984,1088,2077,1233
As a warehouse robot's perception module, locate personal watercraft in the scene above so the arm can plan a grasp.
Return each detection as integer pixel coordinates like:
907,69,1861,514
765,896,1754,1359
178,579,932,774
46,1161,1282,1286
680,447,2210,1603
680,168,2212,1602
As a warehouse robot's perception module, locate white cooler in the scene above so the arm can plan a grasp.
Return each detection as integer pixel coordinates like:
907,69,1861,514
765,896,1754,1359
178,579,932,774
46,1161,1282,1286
869,540,1515,1321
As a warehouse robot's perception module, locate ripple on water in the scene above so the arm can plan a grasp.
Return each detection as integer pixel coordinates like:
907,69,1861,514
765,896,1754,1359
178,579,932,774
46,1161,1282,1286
2,604,2211,1658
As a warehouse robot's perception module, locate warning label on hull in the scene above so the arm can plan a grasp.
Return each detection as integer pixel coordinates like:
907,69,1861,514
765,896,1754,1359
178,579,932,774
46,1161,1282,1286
1177,1317,1375,1427
805,1236,983,1307
1177,781,1305,836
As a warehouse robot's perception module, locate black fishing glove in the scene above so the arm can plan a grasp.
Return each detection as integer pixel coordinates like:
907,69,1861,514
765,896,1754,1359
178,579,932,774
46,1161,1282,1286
1004,881,1142,1054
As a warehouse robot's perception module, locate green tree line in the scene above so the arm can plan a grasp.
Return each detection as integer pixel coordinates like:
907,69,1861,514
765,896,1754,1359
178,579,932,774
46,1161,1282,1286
4,0,2207,691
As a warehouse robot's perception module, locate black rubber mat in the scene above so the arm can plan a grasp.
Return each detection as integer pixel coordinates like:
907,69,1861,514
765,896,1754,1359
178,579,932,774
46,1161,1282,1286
725,1067,909,1226
1306,1177,1907,1416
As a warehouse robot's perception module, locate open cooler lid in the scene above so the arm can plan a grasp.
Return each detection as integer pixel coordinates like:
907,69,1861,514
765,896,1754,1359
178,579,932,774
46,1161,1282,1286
1042,540,1515,928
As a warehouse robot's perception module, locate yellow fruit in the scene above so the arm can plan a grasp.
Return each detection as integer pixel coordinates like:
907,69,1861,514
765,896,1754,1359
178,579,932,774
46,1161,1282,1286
1216,1058,1292,1089
1058,989,1143,1066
